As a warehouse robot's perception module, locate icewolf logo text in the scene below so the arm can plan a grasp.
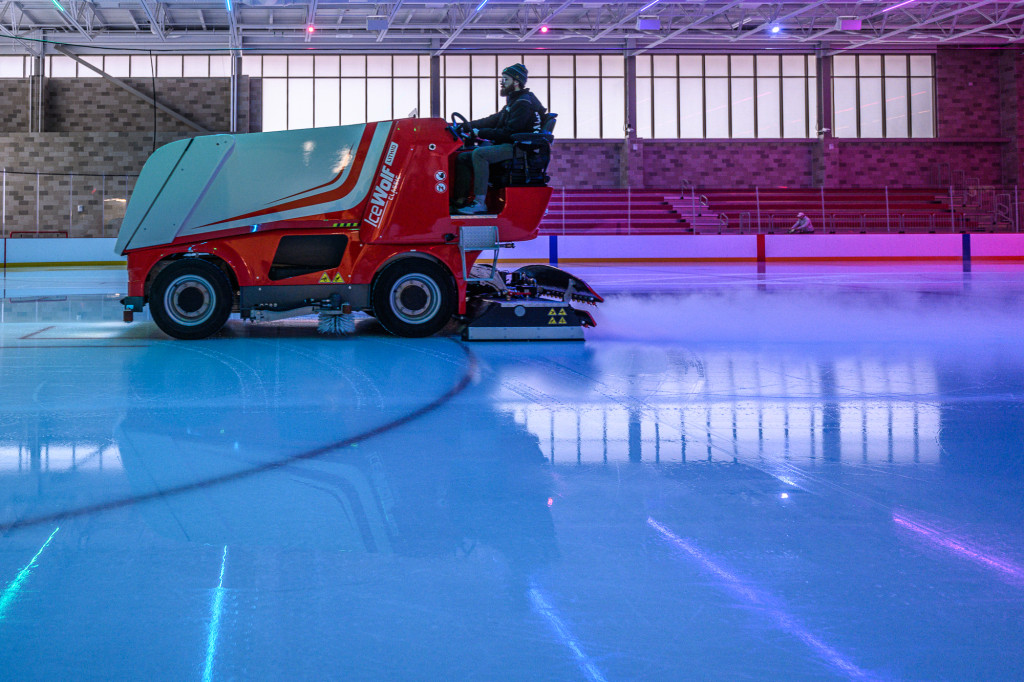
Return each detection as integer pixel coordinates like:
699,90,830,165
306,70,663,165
365,142,400,227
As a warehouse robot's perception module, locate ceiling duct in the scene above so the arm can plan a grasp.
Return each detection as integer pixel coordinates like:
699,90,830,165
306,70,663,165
367,15,388,31
636,16,661,31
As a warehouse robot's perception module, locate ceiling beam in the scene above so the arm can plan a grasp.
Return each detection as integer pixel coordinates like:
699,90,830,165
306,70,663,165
731,0,833,42
304,0,317,42
138,0,164,41
434,2,485,56
518,0,572,42
830,0,1002,54
375,0,405,43
633,0,747,56
939,6,1024,42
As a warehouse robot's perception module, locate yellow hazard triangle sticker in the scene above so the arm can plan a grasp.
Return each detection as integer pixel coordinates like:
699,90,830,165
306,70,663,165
319,273,331,283
559,308,567,316
548,317,557,325
548,308,558,316
333,273,344,283
558,317,567,325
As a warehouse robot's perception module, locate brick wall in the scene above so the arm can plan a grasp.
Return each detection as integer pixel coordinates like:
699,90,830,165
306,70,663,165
0,80,26,130
936,49,1003,139
639,140,816,189
0,132,190,237
547,141,623,188
43,78,234,133
820,140,1004,188
1000,51,1023,187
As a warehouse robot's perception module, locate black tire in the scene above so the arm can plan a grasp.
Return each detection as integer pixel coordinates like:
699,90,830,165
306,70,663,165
372,258,456,338
149,258,234,340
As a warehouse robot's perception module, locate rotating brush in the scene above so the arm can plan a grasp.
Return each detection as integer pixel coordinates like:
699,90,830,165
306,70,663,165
317,302,355,335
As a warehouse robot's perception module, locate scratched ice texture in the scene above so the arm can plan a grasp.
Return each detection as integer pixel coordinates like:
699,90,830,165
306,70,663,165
1,263,1023,681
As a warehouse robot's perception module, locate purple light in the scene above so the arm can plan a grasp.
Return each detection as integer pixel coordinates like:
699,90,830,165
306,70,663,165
893,512,1024,583
883,0,918,12
647,517,879,681
529,586,608,682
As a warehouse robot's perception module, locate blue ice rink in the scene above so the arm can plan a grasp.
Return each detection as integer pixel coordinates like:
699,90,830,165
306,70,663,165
2,263,1024,680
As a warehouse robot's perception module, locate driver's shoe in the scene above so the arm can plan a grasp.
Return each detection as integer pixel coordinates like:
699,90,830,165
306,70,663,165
457,200,490,215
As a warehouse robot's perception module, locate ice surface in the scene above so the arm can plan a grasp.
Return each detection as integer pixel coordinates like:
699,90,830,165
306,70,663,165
1,263,1023,681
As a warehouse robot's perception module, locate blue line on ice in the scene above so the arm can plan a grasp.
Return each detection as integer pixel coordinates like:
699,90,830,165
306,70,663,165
0,526,59,623
203,545,229,682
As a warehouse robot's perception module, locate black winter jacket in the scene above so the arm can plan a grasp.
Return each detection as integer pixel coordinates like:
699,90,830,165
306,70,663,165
471,89,546,144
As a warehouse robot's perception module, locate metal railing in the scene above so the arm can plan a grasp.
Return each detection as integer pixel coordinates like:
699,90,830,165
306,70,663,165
1,170,1019,238
1,169,136,238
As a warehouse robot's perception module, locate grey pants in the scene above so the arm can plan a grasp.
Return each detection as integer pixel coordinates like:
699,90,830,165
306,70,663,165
458,143,515,199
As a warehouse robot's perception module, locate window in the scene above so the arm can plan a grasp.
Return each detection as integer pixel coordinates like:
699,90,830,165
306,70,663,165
253,54,431,132
441,54,625,139
635,54,815,138
832,54,934,138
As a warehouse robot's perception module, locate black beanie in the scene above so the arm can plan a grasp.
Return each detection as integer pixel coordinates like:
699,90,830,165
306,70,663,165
502,63,528,85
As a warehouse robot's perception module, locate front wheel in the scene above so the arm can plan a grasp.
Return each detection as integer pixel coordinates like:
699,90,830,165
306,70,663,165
149,258,233,339
372,258,455,337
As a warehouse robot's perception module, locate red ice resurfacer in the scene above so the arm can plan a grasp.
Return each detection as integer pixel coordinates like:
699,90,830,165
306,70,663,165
114,115,601,340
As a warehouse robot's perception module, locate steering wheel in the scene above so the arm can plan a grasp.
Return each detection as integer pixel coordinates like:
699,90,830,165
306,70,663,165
448,112,476,145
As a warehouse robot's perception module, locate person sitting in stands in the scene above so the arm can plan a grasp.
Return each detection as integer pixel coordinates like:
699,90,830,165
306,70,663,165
454,63,546,215
788,212,814,234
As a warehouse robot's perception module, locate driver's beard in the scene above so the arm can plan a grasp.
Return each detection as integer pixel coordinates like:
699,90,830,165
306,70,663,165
499,83,512,97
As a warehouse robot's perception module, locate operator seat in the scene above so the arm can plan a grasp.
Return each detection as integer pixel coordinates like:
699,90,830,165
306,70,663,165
489,112,557,188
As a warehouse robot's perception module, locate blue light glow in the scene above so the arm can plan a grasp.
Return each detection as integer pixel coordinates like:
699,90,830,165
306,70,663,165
528,585,608,682
647,517,878,681
50,0,66,12
639,0,661,12
780,492,790,499
203,546,229,682
225,0,232,12
475,0,488,13
0,527,60,622
771,25,781,33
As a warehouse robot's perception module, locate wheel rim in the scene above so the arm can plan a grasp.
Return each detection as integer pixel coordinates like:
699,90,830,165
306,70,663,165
390,273,441,325
163,273,216,327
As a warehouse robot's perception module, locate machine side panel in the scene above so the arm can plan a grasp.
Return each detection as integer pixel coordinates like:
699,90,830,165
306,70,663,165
122,136,236,252
359,118,462,245
114,138,192,255
179,123,391,234
120,123,393,253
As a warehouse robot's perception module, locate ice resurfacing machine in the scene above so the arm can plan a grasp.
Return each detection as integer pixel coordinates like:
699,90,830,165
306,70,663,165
114,116,601,340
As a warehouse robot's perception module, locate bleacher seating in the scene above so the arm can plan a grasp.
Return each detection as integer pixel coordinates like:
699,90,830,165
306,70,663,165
536,187,1012,235
700,187,1007,234
538,190,694,235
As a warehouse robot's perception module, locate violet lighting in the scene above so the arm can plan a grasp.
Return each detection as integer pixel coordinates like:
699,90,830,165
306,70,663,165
647,517,878,681
883,0,918,12
893,512,1024,584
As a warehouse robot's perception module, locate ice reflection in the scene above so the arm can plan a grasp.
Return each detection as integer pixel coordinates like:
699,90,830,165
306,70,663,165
496,349,941,466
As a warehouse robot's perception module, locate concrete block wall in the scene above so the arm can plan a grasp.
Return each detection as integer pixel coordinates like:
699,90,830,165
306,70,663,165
638,140,817,189
820,140,1005,188
43,78,233,133
0,132,190,237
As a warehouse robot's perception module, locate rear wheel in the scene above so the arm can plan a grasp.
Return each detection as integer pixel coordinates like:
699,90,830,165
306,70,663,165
150,258,233,340
372,258,455,337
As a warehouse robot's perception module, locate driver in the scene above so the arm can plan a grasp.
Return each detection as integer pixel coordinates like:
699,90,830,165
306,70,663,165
454,63,546,215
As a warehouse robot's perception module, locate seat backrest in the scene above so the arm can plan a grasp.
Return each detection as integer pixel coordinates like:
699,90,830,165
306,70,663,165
542,112,557,136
